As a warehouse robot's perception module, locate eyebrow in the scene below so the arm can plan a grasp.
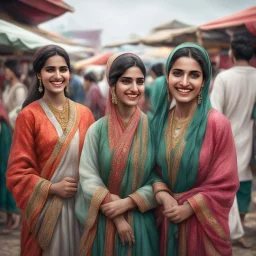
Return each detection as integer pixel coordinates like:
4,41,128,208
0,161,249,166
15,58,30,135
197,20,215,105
45,65,68,68
172,68,201,73
121,76,145,79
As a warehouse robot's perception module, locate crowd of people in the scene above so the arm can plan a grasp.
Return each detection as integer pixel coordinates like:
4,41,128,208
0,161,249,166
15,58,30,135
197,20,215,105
0,36,255,256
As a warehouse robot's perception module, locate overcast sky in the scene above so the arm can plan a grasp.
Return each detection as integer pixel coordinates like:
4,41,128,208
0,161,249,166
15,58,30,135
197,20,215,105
41,0,255,45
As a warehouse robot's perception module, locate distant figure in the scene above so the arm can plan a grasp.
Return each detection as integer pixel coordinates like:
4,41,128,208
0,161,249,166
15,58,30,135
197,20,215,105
68,66,85,104
2,59,28,129
83,72,106,120
211,36,256,248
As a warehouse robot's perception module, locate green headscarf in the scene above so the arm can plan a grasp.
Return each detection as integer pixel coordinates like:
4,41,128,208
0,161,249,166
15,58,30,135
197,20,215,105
151,42,212,193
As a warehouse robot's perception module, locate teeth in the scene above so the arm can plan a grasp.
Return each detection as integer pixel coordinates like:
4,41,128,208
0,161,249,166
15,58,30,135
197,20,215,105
177,89,190,93
52,82,63,85
127,94,138,98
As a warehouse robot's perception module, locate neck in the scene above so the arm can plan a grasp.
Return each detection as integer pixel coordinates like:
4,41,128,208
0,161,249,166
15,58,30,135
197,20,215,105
234,59,250,67
174,99,197,119
10,77,19,87
116,103,136,123
43,91,67,110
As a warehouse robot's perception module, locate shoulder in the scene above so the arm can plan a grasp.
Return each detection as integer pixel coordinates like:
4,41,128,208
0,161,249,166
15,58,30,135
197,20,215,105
207,109,231,133
75,101,92,115
87,116,107,136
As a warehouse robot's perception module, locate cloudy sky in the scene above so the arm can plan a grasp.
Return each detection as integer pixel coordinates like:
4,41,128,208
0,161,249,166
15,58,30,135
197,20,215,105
41,0,255,45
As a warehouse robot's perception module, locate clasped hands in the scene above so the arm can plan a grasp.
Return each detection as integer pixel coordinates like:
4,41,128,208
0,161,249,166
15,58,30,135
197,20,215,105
155,191,194,223
100,194,136,246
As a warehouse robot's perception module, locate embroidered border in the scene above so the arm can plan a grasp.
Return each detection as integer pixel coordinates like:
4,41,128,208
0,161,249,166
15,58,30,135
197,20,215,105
129,192,150,213
152,182,171,196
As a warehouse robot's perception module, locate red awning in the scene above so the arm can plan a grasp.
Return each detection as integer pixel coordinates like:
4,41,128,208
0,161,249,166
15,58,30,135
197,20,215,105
200,6,256,35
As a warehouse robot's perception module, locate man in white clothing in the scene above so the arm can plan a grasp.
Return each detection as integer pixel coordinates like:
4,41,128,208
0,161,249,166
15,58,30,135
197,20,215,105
211,36,256,247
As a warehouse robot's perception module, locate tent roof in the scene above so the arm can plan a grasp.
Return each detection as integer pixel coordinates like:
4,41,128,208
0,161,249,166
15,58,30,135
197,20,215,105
200,6,256,31
0,19,94,54
152,19,193,32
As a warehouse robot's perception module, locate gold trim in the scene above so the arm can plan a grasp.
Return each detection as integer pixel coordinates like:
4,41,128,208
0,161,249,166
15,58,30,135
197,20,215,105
152,182,171,196
79,187,109,256
131,130,140,192
203,234,221,256
178,221,187,256
38,196,64,250
188,194,227,240
129,191,150,213
25,179,52,230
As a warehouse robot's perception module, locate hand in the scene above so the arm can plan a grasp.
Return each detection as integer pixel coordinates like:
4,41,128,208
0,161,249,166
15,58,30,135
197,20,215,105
113,215,135,246
49,177,77,198
163,202,194,223
155,191,178,210
101,198,136,219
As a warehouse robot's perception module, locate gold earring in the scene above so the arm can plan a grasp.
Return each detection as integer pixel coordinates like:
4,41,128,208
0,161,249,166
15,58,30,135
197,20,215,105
111,87,117,104
65,84,69,93
38,79,43,93
198,87,202,104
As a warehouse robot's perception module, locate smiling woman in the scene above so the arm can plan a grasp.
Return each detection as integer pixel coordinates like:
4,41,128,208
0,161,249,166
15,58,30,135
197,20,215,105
151,43,239,256
76,52,161,256
6,45,94,256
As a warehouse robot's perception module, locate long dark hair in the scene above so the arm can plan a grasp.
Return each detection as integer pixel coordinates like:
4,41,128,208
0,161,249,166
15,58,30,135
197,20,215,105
109,54,146,86
22,45,71,109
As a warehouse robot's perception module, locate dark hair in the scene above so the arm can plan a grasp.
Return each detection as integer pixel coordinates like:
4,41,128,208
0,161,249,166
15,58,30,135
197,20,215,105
150,63,164,77
4,59,21,78
109,54,146,86
167,47,209,81
22,45,70,108
231,36,254,61
84,72,97,83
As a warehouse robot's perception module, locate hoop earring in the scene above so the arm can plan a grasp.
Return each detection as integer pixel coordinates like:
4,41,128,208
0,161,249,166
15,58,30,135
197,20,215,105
111,87,117,104
198,87,202,104
38,79,43,93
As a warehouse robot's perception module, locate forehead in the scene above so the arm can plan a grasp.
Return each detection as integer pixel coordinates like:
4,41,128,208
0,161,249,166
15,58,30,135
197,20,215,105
171,57,202,72
43,55,67,67
120,66,144,78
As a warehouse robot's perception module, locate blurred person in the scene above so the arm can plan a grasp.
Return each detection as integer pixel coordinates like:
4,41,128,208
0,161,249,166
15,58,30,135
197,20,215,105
211,36,256,248
151,43,238,255
3,59,28,129
68,66,85,104
83,71,106,120
209,55,220,94
149,63,165,113
76,53,160,255
0,100,20,232
6,45,94,256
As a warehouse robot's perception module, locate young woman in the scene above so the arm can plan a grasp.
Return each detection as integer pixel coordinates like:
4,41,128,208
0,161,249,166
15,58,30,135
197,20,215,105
3,59,28,129
76,53,160,255
6,45,94,256
151,43,239,255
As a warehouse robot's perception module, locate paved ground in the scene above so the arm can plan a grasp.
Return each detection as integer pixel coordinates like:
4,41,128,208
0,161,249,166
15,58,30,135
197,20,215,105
0,180,255,256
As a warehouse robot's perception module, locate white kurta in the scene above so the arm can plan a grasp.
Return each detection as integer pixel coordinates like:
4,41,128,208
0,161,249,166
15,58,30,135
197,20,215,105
211,66,256,182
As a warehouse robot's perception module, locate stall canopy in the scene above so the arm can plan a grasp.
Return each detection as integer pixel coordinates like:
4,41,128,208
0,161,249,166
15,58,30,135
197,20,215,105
0,19,94,54
74,52,113,70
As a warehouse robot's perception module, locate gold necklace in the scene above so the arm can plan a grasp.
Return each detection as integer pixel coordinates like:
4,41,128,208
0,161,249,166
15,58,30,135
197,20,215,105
47,99,69,131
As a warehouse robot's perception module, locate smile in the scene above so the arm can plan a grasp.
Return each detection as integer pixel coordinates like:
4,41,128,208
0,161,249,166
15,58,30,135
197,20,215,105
50,81,64,87
176,88,192,93
126,94,139,99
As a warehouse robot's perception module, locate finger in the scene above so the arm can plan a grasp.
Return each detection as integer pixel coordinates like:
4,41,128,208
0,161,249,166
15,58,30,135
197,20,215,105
68,182,78,188
164,212,178,219
130,231,135,244
120,235,125,246
66,187,78,192
125,232,132,246
64,177,77,183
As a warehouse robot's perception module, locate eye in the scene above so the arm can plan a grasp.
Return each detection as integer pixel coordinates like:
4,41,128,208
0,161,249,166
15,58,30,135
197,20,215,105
190,72,201,79
172,70,182,77
60,67,68,73
45,68,54,73
137,79,145,85
121,79,130,85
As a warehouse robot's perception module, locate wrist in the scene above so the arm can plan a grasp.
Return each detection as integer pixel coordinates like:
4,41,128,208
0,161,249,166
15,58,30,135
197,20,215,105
125,197,136,211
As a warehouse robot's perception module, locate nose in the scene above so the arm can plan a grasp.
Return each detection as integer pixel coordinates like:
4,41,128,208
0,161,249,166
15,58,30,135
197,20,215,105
54,70,61,79
131,81,139,92
181,75,189,87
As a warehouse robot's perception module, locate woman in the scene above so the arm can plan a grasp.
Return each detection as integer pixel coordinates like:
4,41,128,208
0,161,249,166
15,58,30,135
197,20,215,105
0,100,20,231
3,59,28,129
76,53,160,255
151,43,239,255
83,72,106,120
6,45,94,256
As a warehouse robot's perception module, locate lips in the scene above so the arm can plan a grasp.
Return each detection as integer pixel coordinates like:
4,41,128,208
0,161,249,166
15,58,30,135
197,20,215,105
176,88,192,94
125,93,140,99
50,81,64,87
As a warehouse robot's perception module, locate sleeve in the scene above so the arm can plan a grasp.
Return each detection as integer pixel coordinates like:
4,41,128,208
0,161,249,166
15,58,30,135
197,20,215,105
210,74,225,113
75,123,109,226
6,111,52,232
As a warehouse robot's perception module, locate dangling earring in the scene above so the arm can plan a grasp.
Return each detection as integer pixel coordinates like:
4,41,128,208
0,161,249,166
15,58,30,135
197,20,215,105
38,79,43,93
198,87,202,104
167,89,171,102
65,84,69,93
111,87,117,104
